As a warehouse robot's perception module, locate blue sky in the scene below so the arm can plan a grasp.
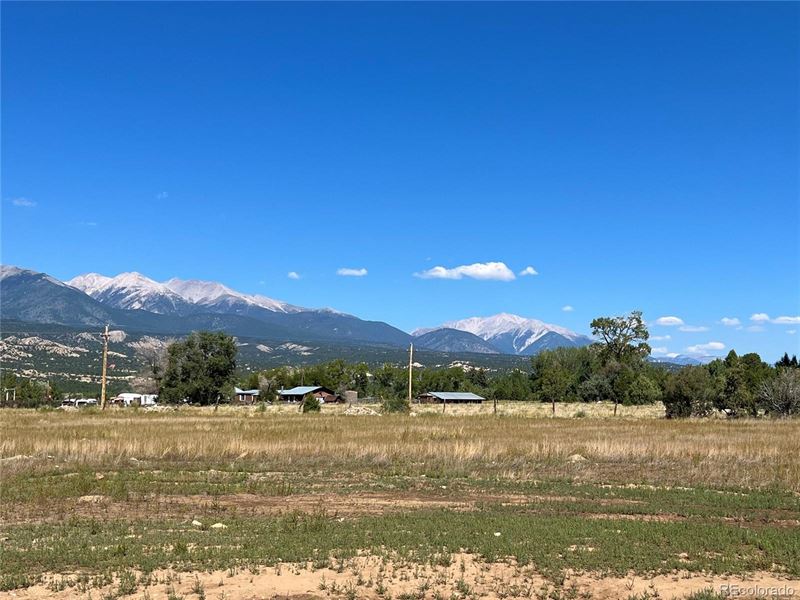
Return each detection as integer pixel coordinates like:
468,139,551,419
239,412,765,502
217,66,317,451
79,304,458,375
2,2,798,360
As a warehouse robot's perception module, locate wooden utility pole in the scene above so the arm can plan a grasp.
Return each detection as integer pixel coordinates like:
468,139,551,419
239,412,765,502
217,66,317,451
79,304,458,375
100,324,110,409
407,343,414,404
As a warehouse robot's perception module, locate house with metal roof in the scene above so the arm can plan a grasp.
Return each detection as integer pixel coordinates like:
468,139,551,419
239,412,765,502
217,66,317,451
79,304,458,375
233,387,260,404
417,391,485,404
278,385,342,403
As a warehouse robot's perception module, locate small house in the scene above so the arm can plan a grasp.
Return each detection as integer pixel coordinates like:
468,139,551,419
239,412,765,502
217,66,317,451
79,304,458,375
416,391,485,404
278,386,342,403
233,387,260,405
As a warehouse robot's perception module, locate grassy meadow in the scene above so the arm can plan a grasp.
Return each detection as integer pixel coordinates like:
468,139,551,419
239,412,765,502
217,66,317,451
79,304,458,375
1,403,799,599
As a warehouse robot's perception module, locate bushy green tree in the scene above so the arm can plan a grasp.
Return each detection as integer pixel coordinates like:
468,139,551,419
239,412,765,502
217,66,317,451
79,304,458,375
714,351,773,417
625,374,663,405
663,366,716,418
590,311,651,415
159,331,237,405
577,373,613,403
491,369,533,401
244,371,260,390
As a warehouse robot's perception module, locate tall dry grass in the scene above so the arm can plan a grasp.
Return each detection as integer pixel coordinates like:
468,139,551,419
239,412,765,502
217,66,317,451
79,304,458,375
1,405,798,490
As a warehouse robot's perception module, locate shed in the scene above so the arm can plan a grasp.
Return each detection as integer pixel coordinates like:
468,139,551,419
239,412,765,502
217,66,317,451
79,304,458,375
417,391,485,404
234,387,260,404
279,386,342,403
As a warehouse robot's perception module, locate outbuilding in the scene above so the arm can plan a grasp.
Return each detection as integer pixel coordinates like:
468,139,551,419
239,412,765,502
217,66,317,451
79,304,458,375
233,387,260,404
278,386,342,403
416,391,485,404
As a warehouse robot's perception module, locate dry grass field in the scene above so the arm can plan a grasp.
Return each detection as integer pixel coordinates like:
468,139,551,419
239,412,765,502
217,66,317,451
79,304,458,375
1,403,799,600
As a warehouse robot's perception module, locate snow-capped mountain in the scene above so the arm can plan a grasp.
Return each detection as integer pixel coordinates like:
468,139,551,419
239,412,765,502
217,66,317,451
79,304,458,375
68,272,195,315
413,313,592,356
65,272,112,296
164,278,303,314
66,271,304,316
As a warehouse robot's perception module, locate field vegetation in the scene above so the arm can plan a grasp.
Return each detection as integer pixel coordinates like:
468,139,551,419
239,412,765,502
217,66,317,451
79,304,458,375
1,406,798,599
2,315,799,598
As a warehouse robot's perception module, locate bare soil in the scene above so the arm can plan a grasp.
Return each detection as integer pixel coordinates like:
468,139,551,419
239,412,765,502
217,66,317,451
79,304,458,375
2,490,656,525
4,554,798,599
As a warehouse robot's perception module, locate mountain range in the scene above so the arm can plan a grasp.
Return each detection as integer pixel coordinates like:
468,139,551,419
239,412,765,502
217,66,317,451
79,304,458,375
1,265,591,357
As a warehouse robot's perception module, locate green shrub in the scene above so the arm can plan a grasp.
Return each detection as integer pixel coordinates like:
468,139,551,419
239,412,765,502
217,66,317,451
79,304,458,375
301,394,321,413
381,396,410,414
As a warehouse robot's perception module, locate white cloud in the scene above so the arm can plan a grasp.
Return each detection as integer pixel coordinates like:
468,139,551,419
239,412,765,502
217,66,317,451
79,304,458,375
415,261,516,282
720,317,741,327
679,325,710,332
747,313,800,326
337,267,368,277
654,316,684,327
650,335,671,341
650,347,670,355
519,266,538,277
746,325,765,333
773,316,800,325
287,271,301,280
561,305,574,312
156,191,169,200
11,197,36,208
686,341,725,354
788,330,797,335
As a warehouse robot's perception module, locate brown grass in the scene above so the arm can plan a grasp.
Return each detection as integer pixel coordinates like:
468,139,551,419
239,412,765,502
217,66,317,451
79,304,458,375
2,404,798,490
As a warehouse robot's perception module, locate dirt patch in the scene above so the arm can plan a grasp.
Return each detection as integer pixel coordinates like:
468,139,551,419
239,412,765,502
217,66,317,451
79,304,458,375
3,554,798,600
1,489,649,524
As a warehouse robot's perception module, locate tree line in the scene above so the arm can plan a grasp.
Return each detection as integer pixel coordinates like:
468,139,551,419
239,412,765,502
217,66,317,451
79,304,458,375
2,313,798,417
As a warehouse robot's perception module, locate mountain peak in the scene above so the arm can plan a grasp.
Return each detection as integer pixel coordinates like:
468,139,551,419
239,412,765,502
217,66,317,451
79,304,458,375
67,272,112,293
163,278,236,304
414,312,590,355
113,271,159,286
163,277,302,313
